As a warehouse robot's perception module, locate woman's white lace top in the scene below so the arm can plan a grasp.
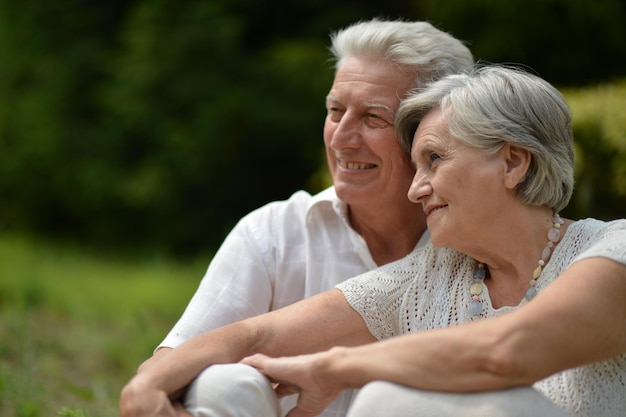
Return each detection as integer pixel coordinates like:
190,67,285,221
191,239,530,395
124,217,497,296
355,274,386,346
337,218,626,417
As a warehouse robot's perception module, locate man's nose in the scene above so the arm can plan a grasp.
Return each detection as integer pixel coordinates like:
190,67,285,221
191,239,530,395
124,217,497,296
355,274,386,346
329,113,362,150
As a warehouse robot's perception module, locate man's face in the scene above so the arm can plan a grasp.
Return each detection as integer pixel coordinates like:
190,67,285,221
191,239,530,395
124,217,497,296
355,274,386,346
323,56,416,209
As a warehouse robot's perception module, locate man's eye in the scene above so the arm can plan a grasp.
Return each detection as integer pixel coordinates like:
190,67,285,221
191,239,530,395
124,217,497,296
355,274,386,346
327,107,344,121
366,113,392,128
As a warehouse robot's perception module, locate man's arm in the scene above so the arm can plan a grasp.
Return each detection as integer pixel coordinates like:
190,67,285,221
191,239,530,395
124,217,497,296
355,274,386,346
120,289,376,417
137,347,172,373
157,217,278,349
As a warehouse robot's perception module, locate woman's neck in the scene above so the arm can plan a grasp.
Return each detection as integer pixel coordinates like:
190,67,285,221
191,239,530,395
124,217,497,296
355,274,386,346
473,207,566,308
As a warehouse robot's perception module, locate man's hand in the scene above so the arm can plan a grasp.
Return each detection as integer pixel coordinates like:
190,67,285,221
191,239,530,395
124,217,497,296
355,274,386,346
173,401,194,417
119,375,181,417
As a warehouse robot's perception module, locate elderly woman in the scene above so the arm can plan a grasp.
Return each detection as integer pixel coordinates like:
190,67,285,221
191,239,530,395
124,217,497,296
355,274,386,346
120,66,626,417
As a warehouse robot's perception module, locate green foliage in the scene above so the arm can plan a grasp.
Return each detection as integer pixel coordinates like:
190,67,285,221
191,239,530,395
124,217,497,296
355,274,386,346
414,0,626,85
562,80,626,220
93,1,334,254
0,0,360,256
0,233,202,417
58,408,90,417
0,0,624,257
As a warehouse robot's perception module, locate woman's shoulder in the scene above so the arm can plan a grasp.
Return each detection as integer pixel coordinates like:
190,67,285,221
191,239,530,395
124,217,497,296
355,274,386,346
563,217,626,264
343,243,472,290
567,217,626,240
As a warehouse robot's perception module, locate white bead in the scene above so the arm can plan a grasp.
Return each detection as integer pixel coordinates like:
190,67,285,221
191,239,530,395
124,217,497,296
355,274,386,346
548,227,561,242
541,246,551,261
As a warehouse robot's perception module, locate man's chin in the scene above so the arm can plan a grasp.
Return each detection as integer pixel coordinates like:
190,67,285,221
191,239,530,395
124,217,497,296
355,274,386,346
334,183,372,204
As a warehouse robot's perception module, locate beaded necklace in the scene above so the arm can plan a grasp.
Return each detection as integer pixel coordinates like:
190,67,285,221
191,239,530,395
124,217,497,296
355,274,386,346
469,214,564,317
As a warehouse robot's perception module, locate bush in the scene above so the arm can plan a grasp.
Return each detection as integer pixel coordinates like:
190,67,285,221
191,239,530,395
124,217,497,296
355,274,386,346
0,0,624,256
562,80,626,220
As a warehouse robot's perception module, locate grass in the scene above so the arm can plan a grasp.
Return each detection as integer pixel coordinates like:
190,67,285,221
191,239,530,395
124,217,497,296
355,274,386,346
0,232,206,417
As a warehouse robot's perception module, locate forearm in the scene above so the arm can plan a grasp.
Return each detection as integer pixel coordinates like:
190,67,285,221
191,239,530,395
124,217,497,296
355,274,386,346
321,258,626,393
121,321,261,416
124,289,367,409
121,316,280,417
507,257,626,376
320,321,521,393
137,347,173,374
132,320,260,397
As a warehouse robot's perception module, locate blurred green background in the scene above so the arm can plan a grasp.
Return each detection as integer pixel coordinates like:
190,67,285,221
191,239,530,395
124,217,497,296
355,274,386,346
0,0,625,416
0,0,624,257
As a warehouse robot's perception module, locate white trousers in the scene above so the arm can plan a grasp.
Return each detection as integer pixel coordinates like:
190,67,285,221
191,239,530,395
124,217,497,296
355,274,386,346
347,381,572,417
184,363,571,417
184,363,280,417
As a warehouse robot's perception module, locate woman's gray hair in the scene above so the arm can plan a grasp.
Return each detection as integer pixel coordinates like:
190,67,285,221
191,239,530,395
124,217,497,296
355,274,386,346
329,19,474,89
396,65,575,213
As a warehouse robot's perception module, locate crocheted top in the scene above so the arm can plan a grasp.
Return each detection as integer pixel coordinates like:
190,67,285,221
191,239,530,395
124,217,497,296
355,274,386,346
337,218,626,417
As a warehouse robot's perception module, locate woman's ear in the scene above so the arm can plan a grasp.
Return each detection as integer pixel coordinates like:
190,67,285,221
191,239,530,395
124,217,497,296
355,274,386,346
503,143,531,189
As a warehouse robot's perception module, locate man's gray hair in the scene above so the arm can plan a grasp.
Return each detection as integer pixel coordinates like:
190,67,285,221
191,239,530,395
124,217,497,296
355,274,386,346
329,19,474,90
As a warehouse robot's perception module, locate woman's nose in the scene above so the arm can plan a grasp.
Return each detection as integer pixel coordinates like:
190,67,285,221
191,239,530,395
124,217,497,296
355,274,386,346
407,171,432,203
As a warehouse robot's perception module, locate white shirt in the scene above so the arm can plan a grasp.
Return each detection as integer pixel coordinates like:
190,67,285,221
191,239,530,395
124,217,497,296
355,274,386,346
338,218,626,417
159,186,430,417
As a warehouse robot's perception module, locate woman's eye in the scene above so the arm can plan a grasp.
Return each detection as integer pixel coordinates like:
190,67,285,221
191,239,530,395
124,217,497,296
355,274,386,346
429,152,441,163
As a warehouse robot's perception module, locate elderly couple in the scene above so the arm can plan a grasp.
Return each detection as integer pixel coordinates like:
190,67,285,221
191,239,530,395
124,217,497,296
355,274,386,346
120,18,626,417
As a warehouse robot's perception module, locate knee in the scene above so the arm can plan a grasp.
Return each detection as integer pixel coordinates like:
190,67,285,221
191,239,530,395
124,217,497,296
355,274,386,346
184,363,280,417
346,381,398,416
348,382,570,417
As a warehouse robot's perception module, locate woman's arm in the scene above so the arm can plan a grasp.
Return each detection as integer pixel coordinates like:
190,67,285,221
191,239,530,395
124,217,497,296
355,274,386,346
119,288,376,417
369,257,626,391
244,257,626,414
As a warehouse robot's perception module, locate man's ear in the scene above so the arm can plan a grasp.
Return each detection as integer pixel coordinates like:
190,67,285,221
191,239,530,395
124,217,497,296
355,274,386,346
503,143,531,189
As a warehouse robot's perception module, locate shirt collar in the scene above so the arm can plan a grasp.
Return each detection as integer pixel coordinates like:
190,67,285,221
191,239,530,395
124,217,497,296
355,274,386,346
306,186,350,223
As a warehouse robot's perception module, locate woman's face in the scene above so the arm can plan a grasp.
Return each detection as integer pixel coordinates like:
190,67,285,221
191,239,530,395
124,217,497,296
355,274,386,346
407,108,508,249
323,56,416,209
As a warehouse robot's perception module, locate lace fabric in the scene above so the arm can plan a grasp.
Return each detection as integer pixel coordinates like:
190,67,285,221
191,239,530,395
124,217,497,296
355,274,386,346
337,218,626,417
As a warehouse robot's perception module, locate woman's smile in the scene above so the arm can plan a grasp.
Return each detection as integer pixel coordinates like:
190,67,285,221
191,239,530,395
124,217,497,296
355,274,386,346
425,204,448,218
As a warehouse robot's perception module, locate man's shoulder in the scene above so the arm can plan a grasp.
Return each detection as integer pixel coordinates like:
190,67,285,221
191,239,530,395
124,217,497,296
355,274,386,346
248,187,336,217
233,187,335,229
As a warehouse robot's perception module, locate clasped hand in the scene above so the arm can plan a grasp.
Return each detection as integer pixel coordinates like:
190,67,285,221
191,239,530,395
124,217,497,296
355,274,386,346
119,375,192,417
241,351,341,417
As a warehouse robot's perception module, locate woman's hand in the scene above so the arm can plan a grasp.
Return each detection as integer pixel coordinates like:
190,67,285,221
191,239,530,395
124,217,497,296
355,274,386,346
241,352,342,417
